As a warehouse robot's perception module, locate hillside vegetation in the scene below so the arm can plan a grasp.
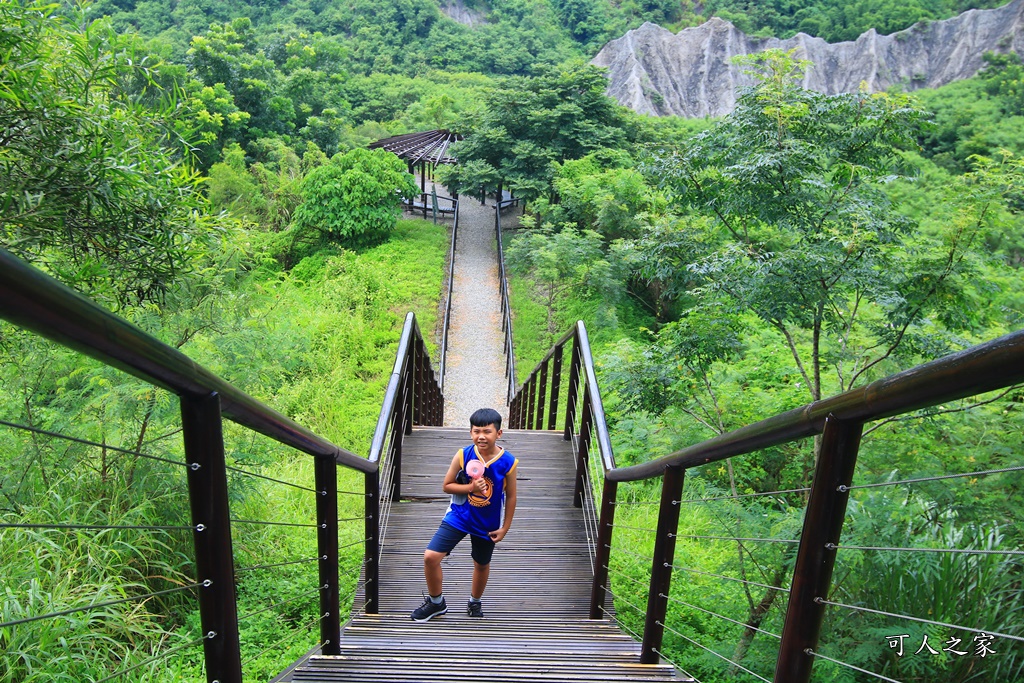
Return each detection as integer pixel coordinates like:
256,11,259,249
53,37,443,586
1,0,1023,681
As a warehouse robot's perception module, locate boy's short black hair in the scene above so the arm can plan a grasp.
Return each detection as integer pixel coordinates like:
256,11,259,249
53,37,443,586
469,408,502,431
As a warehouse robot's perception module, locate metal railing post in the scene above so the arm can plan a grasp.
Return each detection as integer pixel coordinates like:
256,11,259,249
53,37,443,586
535,360,549,430
525,376,536,429
364,470,381,615
405,346,414,436
391,379,406,501
573,391,593,508
563,334,582,441
315,455,341,655
589,479,618,619
641,464,685,665
775,415,864,682
412,341,423,427
548,344,563,430
181,392,242,683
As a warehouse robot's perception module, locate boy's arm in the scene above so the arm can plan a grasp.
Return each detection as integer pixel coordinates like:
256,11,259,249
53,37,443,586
489,468,517,543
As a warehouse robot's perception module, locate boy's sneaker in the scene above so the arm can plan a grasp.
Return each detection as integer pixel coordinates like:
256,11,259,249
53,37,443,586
467,599,484,618
411,595,447,622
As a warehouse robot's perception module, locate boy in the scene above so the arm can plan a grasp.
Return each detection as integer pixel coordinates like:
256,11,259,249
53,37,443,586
411,408,518,621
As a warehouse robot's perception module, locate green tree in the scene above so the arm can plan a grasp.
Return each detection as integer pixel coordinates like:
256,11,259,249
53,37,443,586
438,62,629,203
506,223,621,341
638,48,1020,668
290,148,417,250
0,1,209,306
982,51,1024,117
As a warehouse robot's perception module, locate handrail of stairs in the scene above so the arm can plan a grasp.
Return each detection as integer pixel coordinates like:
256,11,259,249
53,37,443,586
364,311,444,614
0,247,444,683
437,196,459,390
495,202,518,404
509,319,1024,682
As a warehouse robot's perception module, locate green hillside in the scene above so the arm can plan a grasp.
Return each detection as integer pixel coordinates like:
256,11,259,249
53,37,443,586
1,0,1022,681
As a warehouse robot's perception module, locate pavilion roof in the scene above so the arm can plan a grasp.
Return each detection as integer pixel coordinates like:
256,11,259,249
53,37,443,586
368,129,462,166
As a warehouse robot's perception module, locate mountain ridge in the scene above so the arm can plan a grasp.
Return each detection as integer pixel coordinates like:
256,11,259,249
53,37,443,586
592,0,1024,117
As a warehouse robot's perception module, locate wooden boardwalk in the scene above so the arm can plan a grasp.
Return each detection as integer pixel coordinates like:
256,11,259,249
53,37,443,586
288,427,687,682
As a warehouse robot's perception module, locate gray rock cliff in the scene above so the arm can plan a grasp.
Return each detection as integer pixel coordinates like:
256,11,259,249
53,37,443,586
439,0,487,27
592,0,1024,117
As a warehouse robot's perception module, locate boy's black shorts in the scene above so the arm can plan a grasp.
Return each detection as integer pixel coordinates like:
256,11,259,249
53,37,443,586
427,521,495,565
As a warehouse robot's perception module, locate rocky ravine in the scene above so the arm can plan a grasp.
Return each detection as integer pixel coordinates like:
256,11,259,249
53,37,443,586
592,0,1024,118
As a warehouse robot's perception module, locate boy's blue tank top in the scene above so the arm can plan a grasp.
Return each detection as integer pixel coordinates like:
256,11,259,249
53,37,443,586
443,444,518,539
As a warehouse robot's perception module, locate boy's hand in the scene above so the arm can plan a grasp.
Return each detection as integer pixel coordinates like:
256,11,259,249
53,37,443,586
489,528,508,543
472,477,486,493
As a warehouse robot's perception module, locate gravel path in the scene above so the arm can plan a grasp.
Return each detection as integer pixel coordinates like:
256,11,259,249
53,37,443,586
442,197,519,427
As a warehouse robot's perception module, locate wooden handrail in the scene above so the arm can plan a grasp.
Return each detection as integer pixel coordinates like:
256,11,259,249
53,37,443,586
607,328,1024,483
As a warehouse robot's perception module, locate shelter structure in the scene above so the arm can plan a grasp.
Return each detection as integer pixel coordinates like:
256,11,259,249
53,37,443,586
368,129,462,193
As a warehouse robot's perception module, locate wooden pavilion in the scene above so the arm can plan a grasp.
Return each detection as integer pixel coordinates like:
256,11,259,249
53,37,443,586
368,129,461,194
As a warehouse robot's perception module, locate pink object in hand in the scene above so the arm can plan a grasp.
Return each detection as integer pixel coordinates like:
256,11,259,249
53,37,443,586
466,460,484,479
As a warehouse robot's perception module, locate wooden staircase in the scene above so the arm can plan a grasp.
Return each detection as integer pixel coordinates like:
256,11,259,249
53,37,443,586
288,427,688,682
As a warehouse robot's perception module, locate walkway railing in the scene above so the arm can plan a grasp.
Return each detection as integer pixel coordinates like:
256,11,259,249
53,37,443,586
437,196,460,390
0,249,442,682
495,204,517,404
510,320,1024,682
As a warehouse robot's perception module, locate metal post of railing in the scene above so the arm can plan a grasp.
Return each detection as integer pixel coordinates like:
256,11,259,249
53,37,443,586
315,454,341,655
573,390,593,509
589,479,618,619
391,378,406,501
775,415,864,682
364,470,381,615
563,334,582,441
412,339,423,427
181,392,242,683
405,346,414,436
535,360,549,430
525,376,536,430
641,464,684,665
548,344,563,430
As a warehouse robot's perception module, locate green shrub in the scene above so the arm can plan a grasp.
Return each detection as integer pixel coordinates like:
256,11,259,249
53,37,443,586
291,148,418,249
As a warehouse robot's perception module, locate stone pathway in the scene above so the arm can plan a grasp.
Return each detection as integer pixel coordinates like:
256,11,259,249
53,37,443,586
440,194,520,427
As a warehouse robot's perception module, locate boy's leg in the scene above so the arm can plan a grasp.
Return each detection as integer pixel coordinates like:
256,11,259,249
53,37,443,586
424,549,446,596
414,523,465,621
422,523,464,595
470,560,490,600
468,534,496,612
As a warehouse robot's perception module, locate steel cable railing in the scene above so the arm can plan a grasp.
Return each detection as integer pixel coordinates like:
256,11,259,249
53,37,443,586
1,247,445,682
235,556,323,573
507,311,1024,682
0,418,190,469
657,620,771,683
240,610,330,668
95,632,215,683
0,581,208,629
802,649,902,682
1,418,363,677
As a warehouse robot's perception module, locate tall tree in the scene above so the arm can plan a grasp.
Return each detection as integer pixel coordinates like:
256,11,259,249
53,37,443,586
637,48,1020,667
438,62,629,203
0,1,208,306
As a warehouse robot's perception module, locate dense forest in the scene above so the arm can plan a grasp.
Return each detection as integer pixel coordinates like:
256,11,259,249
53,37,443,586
2,0,1023,681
